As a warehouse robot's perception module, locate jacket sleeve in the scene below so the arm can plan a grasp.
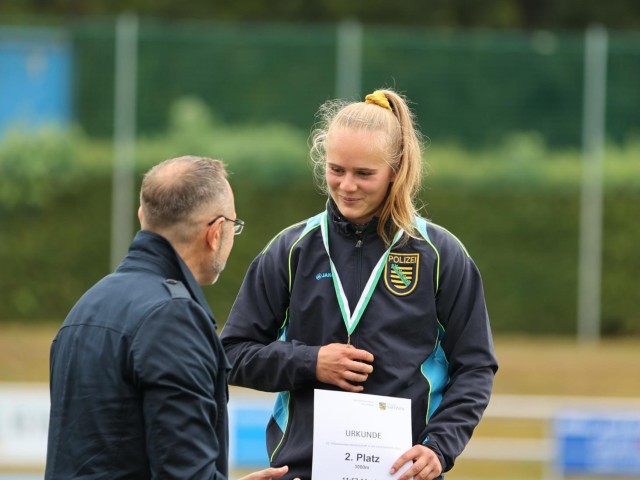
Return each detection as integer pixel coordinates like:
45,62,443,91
421,232,498,472
220,234,320,392
131,300,228,479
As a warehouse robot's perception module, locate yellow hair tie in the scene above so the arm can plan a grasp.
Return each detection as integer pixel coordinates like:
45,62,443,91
365,90,392,111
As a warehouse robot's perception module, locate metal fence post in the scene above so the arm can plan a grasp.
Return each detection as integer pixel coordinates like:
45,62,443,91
577,25,608,343
335,20,362,100
110,13,138,270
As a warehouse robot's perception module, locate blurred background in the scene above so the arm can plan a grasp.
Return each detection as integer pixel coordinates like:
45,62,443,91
0,1,639,479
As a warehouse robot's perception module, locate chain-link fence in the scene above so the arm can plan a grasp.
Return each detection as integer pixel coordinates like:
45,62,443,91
3,18,638,146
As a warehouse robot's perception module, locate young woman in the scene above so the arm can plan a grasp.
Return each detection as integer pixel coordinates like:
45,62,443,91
221,89,498,480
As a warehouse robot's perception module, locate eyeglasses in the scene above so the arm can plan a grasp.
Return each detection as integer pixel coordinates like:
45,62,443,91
207,215,245,235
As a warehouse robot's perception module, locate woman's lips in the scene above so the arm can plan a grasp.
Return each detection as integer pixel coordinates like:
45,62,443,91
340,196,359,205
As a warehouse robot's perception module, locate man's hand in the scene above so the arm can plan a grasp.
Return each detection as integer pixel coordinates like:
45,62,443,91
316,343,374,392
239,465,300,479
390,444,443,480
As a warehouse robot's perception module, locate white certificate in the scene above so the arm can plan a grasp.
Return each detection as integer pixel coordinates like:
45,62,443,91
312,389,412,480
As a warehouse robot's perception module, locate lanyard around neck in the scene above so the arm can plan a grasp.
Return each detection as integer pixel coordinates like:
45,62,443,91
320,211,403,343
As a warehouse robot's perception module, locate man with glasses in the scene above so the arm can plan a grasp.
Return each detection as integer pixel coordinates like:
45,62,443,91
45,156,294,479
208,215,245,235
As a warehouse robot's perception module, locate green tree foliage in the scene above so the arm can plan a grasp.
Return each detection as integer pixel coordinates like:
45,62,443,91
0,126,79,209
1,0,640,30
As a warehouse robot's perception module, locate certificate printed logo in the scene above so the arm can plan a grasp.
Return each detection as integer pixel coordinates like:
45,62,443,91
384,252,419,296
378,401,406,412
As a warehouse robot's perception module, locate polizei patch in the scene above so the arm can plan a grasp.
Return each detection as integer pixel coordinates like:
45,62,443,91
384,252,419,296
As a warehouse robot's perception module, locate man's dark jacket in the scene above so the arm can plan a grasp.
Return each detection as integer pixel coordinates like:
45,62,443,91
45,230,230,479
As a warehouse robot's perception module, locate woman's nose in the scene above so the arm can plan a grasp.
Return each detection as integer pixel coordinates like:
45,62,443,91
340,173,357,192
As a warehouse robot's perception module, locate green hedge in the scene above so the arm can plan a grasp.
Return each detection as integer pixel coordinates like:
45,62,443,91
3,177,638,336
1,101,639,335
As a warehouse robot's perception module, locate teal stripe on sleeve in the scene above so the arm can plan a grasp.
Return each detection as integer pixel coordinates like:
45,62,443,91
269,391,290,462
272,391,290,432
421,322,449,421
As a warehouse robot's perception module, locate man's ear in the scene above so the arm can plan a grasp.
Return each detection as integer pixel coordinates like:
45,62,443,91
205,219,222,252
137,206,144,225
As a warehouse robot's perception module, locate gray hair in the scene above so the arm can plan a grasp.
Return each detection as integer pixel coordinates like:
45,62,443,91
140,156,229,239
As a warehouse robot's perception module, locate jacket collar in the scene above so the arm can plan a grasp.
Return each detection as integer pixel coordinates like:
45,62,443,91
117,230,215,321
327,197,380,237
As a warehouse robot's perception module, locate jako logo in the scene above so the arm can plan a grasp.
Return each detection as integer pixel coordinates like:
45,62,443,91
315,272,333,280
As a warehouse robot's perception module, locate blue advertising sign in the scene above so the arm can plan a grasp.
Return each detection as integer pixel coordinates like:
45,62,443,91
554,411,640,476
228,401,272,467
0,28,72,137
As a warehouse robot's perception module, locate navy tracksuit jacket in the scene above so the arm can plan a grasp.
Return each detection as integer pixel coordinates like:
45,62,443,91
221,202,498,479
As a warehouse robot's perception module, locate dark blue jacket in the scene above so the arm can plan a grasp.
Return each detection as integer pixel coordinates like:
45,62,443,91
221,202,498,479
46,230,230,479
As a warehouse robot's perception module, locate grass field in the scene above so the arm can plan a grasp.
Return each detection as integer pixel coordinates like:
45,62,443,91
2,322,639,396
1,322,639,479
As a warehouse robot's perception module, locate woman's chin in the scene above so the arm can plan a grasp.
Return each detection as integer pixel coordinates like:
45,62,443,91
342,210,372,225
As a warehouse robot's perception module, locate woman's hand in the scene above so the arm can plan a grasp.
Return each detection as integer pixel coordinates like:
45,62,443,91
316,343,374,392
238,465,300,479
390,444,443,480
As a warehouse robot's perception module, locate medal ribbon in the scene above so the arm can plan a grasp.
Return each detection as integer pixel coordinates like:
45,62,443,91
320,211,403,341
